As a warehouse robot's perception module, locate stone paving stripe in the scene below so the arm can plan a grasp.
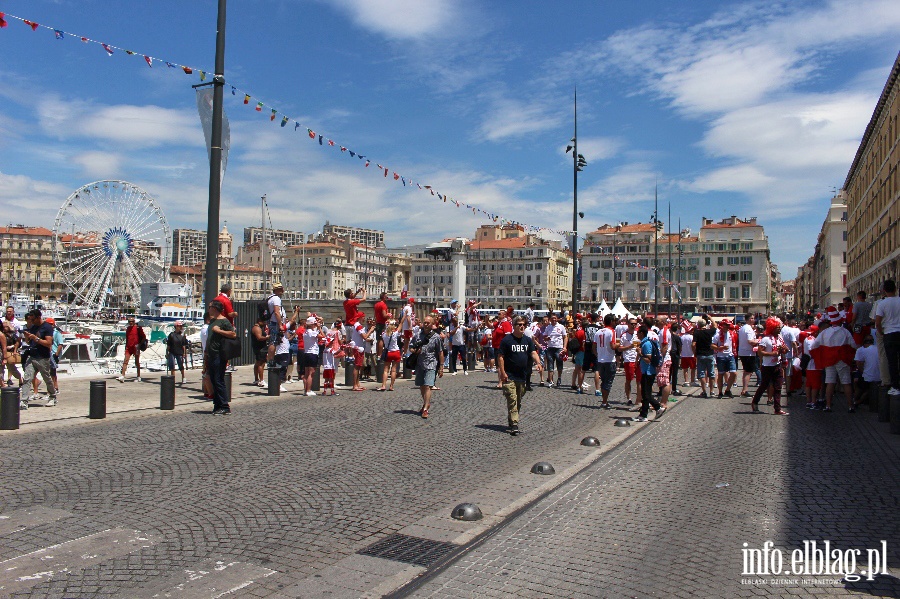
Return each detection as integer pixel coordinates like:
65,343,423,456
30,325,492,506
129,560,276,598
358,534,459,567
0,506,73,536
0,527,157,595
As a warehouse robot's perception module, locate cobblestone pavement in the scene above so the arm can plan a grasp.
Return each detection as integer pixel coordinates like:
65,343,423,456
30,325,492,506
0,365,657,598
404,391,900,599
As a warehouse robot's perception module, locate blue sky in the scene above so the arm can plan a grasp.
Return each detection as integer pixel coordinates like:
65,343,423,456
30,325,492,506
1,0,898,277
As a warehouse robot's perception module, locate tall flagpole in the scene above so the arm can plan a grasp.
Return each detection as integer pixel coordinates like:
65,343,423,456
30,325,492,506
204,0,227,307
653,183,659,316
667,201,672,318
571,88,579,318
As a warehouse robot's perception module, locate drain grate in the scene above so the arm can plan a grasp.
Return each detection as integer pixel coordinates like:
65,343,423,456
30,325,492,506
358,533,458,567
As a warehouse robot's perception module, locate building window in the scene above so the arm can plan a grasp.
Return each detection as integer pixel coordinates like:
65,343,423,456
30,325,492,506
715,286,725,300
742,285,751,300
702,287,713,299
704,257,711,266
729,286,739,300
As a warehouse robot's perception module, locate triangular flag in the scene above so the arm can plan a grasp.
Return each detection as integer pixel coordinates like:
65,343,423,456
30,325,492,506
125,50,135,55
393,173,400,180
243,94,250,104
256,102,263,112
401,177,406,186
0,13,7,28
308,129,315,138
166,61,176,68
81,37,88,42
327,139,335,146
23,20,39,31
231,86,235,95
349,150,355,158
365,161,370,167
102,43,114,56
280,116,288,127
294,122,300,131
144,55,153,67
54,30,64,39
200,71,207,81
340,146,347,152
318,135,323,145
270,109,277,121
183,66,193,74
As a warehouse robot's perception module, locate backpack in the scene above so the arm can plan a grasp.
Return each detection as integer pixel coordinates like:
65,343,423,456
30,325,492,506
257,295,275,321
649,338,662,368
566,336,582,354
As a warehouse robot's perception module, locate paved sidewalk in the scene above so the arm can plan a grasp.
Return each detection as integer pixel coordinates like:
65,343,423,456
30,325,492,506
0,363,669,598
404,392,900,598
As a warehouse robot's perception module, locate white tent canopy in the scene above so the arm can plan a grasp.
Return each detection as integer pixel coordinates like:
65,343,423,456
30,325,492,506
597,299,611,316
610,298,637,321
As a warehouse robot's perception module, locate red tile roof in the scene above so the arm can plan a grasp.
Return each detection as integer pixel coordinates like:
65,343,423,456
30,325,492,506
0,226,53,236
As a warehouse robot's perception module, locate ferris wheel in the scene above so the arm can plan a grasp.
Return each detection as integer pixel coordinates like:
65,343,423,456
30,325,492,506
52,180,171,310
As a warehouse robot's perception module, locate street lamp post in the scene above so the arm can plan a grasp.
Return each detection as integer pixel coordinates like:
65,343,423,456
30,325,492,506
203,0,227,307
565,90,587,317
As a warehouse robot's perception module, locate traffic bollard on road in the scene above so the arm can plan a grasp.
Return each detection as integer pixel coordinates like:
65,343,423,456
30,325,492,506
224,371,232,402
344,359,355,387
1,387,20,430
878,386,890,423
312,366,321,392
89,380,106,419
869,385,880,412
268,366,281,396
160,375,175,410
890,395,900,435
375,360,384,384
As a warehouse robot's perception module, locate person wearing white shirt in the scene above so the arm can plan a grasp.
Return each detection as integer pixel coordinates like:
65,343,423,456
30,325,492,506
541,314,567,387
619,318,640,405
854,335,880,407
737,314,759,397
679,330,696,386
712,320,737,398
592,314,620,408
875,279,900,395
780,319,801,396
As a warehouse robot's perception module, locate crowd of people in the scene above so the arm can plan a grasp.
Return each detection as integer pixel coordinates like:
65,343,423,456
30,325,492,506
20,276,899,431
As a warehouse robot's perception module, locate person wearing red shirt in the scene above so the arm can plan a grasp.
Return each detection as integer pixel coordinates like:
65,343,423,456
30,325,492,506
117,315,146,383
492,314,513,388
570,318,587,390
343,287,366,325
374,292,391,355
214,283,238,324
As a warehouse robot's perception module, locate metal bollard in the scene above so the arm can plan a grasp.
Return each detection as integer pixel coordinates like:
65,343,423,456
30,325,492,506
1,387,20,430
224,371,232,402
268,365,281,396
344,359,355,387
376,360,384,384
312,366,321,392
89,380,106,419
891,395,900,435
878,386,890,423
467,349,477,371
402,361,413,379
869,385,880,412
160,375,175,410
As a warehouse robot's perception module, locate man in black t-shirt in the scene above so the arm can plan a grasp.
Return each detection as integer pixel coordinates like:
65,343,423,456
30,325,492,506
20,309,57,409
691,319,716,398
498,316,543,436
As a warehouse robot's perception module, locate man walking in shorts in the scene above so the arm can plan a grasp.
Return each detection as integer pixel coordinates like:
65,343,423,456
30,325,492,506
593,313,620,409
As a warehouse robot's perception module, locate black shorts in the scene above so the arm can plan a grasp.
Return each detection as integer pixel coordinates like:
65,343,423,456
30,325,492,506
300,352,319,368
739,355,758,371
582,349,596,371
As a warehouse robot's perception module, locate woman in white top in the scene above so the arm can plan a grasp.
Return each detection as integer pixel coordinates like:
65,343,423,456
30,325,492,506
378,320,402,391
301,316,324,396
541,314,568,386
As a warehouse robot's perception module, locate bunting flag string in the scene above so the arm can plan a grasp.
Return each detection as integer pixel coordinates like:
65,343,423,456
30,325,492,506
1,10,579,239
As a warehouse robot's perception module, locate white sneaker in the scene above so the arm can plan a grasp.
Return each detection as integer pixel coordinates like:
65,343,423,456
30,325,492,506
116,375,125,383
889,388,900,396
284,379,293,385
306,391,316,396
279,385,287,393
464,371,469,376
257,381,266,388
46,397,57,407
581,382,590,389
135,377,142,382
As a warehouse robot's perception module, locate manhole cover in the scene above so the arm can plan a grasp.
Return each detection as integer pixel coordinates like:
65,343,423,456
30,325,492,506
358,534,458,567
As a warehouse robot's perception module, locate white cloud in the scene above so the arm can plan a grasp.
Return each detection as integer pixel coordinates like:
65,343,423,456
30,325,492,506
72,151,125,178
36,97,203,148
477,92,564,142
563,137,624,163
689,165,775,194
0,172,72,225
326,0,461,41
